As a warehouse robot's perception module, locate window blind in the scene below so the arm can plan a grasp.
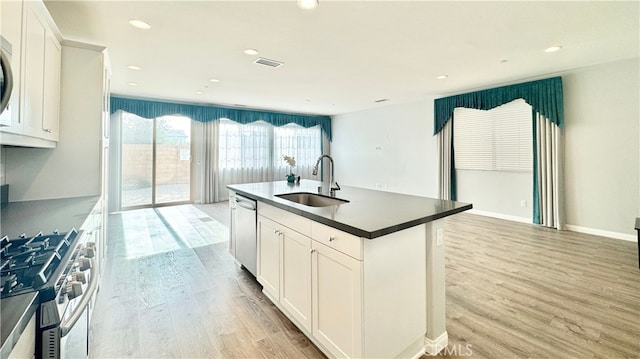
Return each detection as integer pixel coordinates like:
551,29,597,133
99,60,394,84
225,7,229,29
453,99,533,172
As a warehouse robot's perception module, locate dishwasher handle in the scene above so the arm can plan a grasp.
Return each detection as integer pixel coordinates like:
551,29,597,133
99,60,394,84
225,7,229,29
235,195,256,211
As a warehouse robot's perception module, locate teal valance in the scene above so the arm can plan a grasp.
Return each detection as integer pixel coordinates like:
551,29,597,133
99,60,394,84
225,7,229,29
434,77,564,135
110,96,332,140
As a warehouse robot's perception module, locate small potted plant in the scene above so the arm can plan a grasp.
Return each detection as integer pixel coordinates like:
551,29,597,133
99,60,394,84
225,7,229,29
283,155,296,183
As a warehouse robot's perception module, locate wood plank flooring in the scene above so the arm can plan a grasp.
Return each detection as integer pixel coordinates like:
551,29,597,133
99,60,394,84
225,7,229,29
90,203,639,358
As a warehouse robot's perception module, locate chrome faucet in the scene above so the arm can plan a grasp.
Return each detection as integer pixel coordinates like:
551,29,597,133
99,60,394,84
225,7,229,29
312,154,340,196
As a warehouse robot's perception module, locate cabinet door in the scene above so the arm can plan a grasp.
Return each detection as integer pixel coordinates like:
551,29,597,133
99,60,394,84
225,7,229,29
41,30,60,140
257,216,280,299
0,0,23,134
280,229,312,332
21,2,46,138
312,241,363,358
228,192,236,258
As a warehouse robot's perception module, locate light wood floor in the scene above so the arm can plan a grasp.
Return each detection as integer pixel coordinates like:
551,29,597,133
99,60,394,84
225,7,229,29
90,203,639,359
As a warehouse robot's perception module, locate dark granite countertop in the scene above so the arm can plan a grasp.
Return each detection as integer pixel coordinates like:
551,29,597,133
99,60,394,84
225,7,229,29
228,181,472,239
0,293,39,359
1,195,100,238
0,195,100,355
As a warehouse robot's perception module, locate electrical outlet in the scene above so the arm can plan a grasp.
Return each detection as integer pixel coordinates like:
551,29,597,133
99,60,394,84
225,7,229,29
520,200,527,208
436,229,443,246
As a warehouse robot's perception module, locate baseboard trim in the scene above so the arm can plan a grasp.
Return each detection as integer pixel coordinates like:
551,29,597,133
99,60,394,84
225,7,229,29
565,224,637,242
467,209,531,224
468,210,637,242
424,331,448,356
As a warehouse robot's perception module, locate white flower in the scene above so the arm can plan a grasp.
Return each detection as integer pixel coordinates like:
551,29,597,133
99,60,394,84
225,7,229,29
283,155,296,168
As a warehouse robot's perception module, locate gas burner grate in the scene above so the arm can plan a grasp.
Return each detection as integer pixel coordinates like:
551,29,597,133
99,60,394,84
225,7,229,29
0,229,77,298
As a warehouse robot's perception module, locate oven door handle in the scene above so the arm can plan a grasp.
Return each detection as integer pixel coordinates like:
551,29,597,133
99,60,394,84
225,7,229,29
60,258,98,337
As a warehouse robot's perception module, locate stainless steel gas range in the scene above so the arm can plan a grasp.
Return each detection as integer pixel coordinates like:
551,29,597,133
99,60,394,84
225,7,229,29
1,227,99,358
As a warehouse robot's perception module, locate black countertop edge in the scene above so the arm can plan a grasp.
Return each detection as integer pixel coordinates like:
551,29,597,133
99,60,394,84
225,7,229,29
0,292,39,358
232,188,473,239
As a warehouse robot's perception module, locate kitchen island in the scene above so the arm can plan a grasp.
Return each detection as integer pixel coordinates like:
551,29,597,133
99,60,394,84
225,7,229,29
228,180,472,358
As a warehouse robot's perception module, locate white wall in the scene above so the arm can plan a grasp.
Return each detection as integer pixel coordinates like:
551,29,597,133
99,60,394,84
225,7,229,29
0,148,5,185
332,100,438,198
332,57,639,238
457,170,532,220
563,58,639,237
5,45,104,201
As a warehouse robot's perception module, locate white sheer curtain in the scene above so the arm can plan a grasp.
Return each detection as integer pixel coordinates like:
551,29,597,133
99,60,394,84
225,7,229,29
535,113,565,229
437,118,454,200
201,120,220,203
217,120,273,199
199,120,322,202
273,124,322,180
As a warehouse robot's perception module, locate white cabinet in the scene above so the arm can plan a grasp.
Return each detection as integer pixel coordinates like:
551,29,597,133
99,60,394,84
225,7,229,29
0,0,61,147
257,215,281,299
21,2,46,138
311,240,362,358
0,0,24,134
8,313,35,359
257,212,312,332
257,201,431,359
228,191,236,258
258,203,362,357
41,30,60,140
82,197,106,275
281,226,312,333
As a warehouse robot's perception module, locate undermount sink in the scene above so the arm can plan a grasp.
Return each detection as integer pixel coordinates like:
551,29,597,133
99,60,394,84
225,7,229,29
276,192,349,207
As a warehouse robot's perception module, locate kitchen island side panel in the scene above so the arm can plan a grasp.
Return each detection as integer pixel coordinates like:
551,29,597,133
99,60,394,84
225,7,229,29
362,223,427,358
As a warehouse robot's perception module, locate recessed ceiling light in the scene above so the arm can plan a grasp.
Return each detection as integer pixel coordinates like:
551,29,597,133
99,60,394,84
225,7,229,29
436,75,448,80
297,0,319,10
127,82,138,86
545,45,562,53
195,91,204,95
243,49,259,56
128,19,151,30
127,65,142,70
209,78,220,83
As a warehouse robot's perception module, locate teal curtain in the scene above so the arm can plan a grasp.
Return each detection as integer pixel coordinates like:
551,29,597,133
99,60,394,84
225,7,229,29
531,108,541,224
450,119,457,201
433,77,564,224
434,77,564,135
110,96,332,141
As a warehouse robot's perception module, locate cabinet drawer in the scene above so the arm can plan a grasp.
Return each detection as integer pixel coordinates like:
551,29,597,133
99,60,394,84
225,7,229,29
311,222,362,260
258,202,312,237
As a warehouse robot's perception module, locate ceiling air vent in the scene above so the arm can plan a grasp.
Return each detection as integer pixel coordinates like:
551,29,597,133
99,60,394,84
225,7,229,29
253,57,284,68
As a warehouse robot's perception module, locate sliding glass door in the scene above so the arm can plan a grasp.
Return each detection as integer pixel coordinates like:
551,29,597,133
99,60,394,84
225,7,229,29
121,113,191,208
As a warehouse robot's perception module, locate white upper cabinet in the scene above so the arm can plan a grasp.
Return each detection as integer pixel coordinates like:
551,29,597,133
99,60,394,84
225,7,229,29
1,0,61,147
22,2,46,138
41,30,61,141
0,0,24,134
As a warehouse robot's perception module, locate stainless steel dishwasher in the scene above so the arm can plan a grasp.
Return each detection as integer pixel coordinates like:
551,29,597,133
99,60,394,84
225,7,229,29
234,194,257,276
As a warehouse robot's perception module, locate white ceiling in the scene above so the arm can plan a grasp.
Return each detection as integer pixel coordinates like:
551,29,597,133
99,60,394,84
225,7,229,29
44,0,639,116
